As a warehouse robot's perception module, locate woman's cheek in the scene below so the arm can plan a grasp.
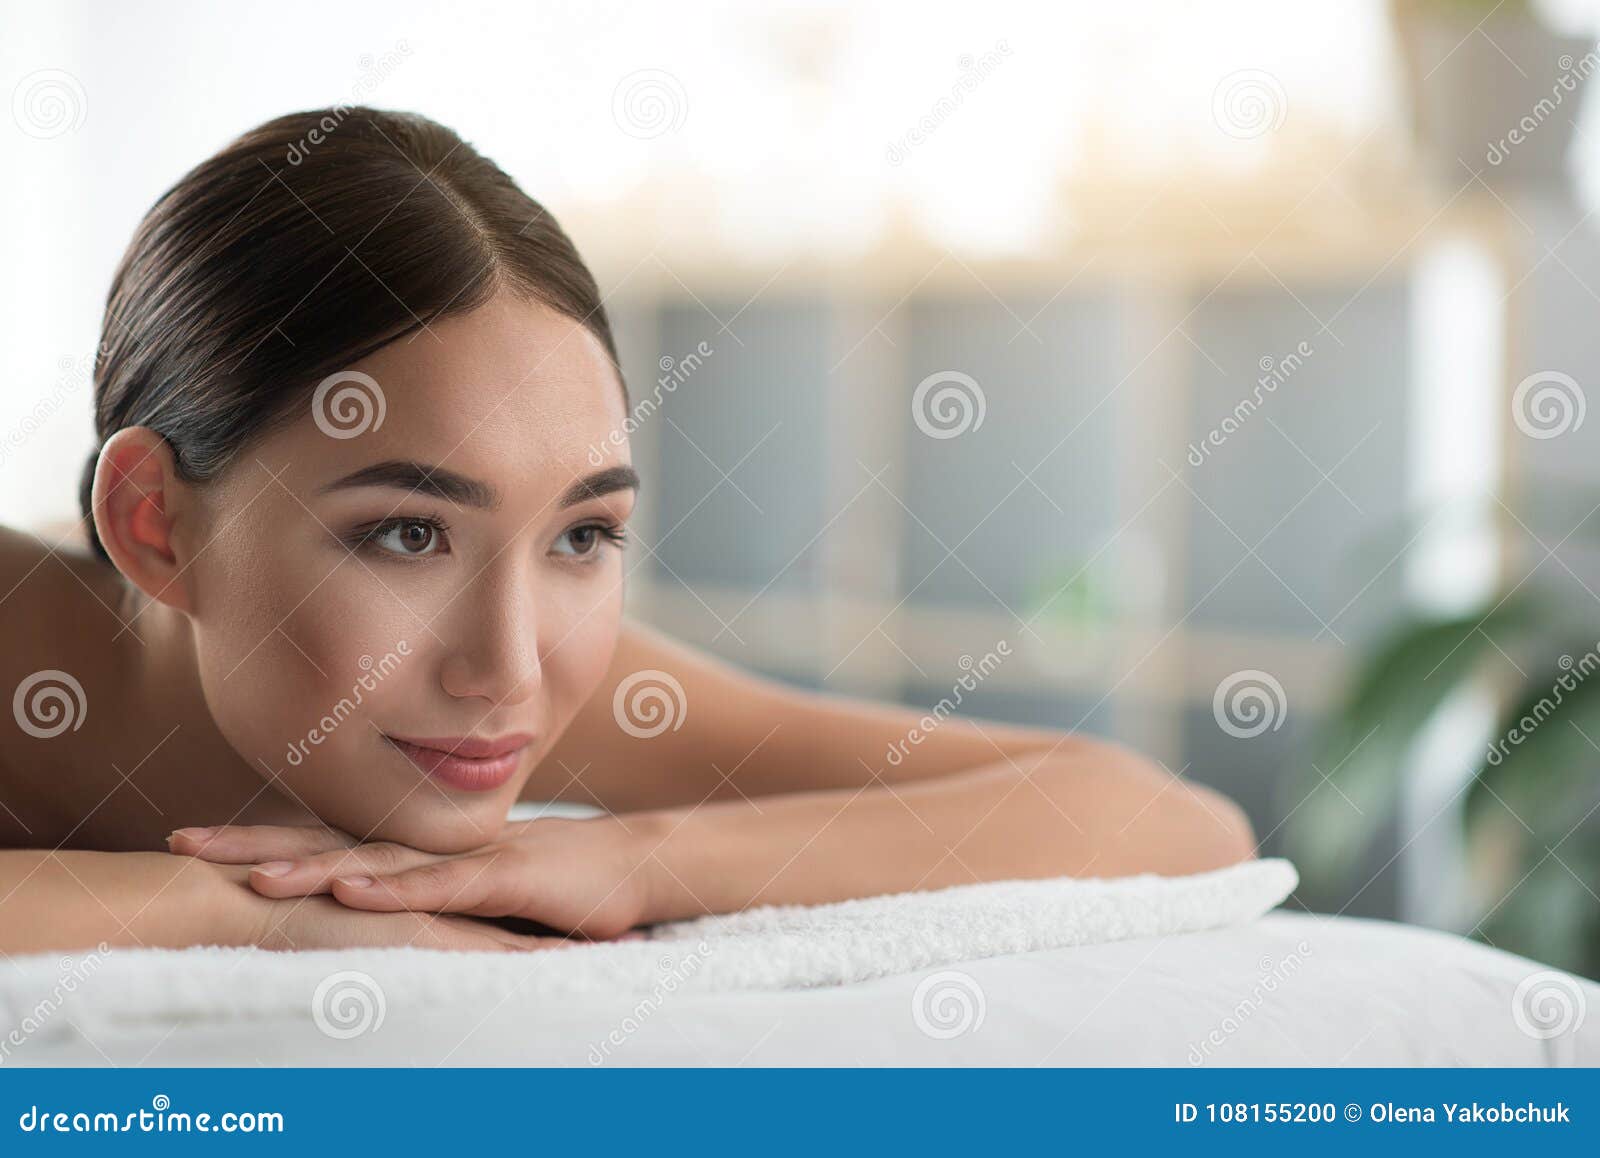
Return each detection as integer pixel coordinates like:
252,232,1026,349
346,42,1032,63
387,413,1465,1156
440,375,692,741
197,566,421,773
280,588,421,696
543,568,626,725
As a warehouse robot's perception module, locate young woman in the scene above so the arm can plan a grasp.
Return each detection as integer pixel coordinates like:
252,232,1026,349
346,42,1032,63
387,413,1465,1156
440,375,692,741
0,108,1255,955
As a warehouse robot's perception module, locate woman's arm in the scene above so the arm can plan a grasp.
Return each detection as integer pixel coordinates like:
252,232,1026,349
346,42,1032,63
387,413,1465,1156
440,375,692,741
525,621,1257,918
632,746,1255,922
535,620,1127,808
0,848,572,954
0,849,257,954
541,620,1254,841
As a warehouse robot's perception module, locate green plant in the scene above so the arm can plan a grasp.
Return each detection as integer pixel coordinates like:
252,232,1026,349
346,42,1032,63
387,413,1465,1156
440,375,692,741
1282,586,1600,978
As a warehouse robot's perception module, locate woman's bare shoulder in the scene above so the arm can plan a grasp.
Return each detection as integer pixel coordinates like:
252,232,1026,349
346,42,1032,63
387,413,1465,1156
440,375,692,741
0,525,73,845
0,521,122,621
0,521,131,698
0,522,58,625
0,521,131,847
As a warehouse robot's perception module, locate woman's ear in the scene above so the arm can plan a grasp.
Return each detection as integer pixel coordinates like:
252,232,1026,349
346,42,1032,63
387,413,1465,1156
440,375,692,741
90,427,197,615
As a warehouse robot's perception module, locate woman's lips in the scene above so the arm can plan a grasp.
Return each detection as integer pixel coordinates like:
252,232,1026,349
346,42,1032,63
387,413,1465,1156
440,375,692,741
383,733,533,792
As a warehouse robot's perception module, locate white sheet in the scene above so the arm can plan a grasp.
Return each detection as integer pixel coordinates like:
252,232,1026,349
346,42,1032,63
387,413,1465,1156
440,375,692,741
3,861,1594,1066
3,859,1293,1037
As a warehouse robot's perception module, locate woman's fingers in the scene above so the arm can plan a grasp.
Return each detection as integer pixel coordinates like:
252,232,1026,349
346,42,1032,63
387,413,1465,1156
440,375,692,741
254,894,567,953
325,858,643,942
403,912,576,953
169,823,357,863
330,854,506,916
245,841,438,898
469,923,577,953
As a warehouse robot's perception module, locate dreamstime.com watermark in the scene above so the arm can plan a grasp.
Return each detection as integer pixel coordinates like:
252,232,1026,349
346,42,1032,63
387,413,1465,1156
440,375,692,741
1188,340,1314,466
886,41,1013,166
612,669,688,739
912,370,987,439
284,41,413,164
12,669,87,739
1212,669,1288,740
1212,69,1287,140
285,644,411,767
1485,642,1600,767
1187,940,1314,1064
1486,49,1599,168
885,642,1012,767
311,370,387,439
16,1095,283,1134
587,340,713,465
1511,969,1587,1040
587,941,712,1064
1511,370,1586,439
612,69,688,139
912,969,987,1039
0,346,104,471
0,942,110,1065
311,970,387,1040
11,68,86,140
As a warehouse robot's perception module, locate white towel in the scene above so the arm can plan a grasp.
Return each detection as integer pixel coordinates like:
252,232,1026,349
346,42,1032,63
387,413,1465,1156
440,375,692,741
0,858,1296,1038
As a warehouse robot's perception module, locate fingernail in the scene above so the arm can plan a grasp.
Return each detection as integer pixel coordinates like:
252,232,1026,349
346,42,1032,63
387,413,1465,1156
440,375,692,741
253,861,294,878
171,827,214,843
335,875,373,889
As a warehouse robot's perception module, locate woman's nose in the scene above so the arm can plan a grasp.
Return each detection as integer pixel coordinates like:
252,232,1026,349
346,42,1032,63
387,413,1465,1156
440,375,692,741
437,572,541,706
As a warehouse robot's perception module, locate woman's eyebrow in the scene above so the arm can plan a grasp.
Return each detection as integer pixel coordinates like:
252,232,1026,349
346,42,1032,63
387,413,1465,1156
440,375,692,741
560,465,640,509
315,461,499,510
314,461,640,511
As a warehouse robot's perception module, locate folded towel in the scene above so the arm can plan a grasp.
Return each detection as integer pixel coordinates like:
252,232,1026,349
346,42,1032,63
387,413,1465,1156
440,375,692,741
0,858,1296,1039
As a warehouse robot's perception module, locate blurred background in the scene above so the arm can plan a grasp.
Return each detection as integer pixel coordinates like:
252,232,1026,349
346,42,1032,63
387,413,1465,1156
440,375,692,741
4,0,1600,975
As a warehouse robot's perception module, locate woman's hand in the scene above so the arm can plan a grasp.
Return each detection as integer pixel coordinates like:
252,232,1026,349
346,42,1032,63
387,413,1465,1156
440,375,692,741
171,817,659,942
203,860,573,953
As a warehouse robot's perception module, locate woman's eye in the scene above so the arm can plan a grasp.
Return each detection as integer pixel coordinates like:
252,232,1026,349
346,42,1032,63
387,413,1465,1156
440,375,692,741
367,519,446,558
553,523,622,558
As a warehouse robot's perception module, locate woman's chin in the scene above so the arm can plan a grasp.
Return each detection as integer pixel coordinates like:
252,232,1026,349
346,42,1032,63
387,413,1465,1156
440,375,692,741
364,804,508,855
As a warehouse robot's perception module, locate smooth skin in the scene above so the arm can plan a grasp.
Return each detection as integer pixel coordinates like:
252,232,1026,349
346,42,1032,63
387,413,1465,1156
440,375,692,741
0,290,1256,955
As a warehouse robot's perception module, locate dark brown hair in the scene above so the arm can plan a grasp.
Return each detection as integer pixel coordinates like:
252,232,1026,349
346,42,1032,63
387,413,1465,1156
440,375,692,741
80,106,622,562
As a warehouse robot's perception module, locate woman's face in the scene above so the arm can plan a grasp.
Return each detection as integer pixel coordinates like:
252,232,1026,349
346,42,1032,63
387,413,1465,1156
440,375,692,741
178,290,634,853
